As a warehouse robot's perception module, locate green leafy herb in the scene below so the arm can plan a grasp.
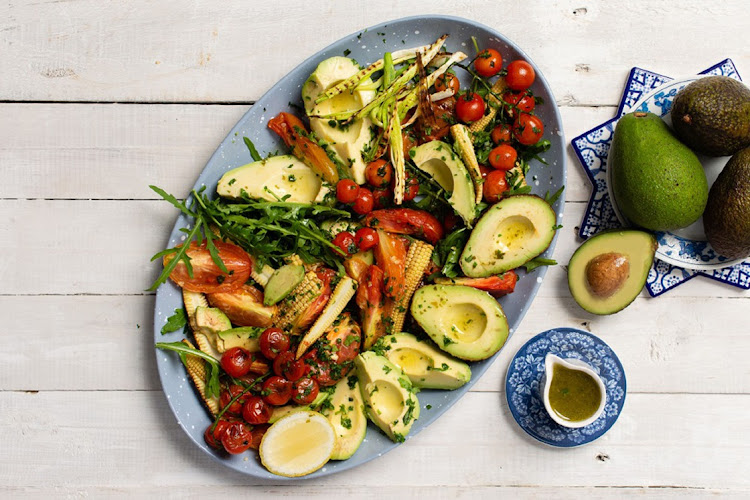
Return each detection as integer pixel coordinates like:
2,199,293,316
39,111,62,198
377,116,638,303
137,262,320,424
155,342,222,398
161,308,187,335
432,227,470,279
522,257,557,272
544,185,565,206
243,137,262,162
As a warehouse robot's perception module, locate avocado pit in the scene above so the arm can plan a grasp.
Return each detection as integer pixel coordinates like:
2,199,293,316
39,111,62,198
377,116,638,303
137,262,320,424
585,252,630,298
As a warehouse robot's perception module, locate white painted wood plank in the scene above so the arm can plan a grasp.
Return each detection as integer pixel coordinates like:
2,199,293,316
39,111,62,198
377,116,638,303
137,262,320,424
1,391,748,489
2,295,748,394
0,102,607,203
1,1,747,104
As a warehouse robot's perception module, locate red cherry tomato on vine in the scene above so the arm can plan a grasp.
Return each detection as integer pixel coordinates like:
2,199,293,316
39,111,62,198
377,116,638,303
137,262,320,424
242,395,272,425
354,227,379,251
434,72,460,94
491,123,512,145
259,327,290,360
336,179,360,204
513,113,545,145
483,170,509,204
353,187,374,215
273,351,305,381
220,347,253,378
219,384,248,416
372,187,392,209
292,377,320,405
506,60,536,91
364,159,393,188
204,419,233,450
474,48,503,78
262,375,293,406
332,231,357,256
455,92,486,123
403,173,419,202
488,144,518,171
220,421,253,454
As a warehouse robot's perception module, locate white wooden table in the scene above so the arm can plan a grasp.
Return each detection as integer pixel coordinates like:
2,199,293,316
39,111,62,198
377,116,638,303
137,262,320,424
3,1,749,497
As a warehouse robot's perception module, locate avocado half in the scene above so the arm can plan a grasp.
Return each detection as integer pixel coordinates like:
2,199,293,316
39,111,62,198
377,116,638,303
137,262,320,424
567,230,657,315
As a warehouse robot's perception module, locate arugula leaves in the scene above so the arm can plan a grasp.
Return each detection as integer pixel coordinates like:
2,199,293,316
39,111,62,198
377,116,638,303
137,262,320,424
523,257,558,272
155,341,222,398
432,227,470,278
161,308,187,335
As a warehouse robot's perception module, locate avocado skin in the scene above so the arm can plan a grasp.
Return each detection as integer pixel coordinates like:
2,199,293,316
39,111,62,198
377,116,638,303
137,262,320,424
703,146,750,260
671,76,750,157
610,112,708,231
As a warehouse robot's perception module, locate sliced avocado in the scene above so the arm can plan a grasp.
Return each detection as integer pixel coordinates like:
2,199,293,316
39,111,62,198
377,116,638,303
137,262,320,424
215,326,264,353
378,333,471,390
460,195,556,277
217,155,330,203
302,57,376,184
703,146,750,260
321,376,367,460
671,76,750,157
410,285,508,361
268,390,331,424
411,140,477,227
263,264,305,306
194,306,231,337
610,112,707,231
567,230,657,315
354,351,420,443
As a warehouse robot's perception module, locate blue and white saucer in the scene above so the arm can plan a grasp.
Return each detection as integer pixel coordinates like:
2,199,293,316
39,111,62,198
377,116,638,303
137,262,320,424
505,328,626,447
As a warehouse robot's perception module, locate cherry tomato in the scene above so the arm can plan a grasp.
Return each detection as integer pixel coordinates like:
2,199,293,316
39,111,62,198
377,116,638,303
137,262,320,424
364,159,393,188
455,92,486,124
353,187,374,215
491,123,512,145
372,187,392,209
336,179,360,204
273,351,305,381
165,240,251,294
483,170,509,204
506,60,536,91
332,231,357,256
249,424,269,450
259,327,290,360
220,421,253,454
442,212,460,232
434,72,460,94
502,91,535,118
474,48,503,78
354,227,379,251
513,113,545,145
219,384,248,416
488,144,518,171
204,418,233,450
220,347,253,378
292,377,320,405
403,173,419,202
261,375,293,406
242,395,272,425
479,164,493,180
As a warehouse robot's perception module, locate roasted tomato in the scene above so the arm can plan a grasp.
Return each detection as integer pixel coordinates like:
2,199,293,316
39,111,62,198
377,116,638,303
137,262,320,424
204,418,234,450
435,271,518,297
302,313,361,387
268,112,338,184
364,209,444,244
242,395,272,425
220,347,254,378
165,240,251,294
292,377,320,405
219,384,248,416
356,264,386,350
414,97,456,142
372,230,408,300
207,284,275,328
220,421,254,454
261,375,293,406
259,327,290,360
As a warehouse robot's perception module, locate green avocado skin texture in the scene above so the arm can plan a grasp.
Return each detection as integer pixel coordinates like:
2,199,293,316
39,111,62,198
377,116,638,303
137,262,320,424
610,112,708,231
703,146,750,260
671,76,750,157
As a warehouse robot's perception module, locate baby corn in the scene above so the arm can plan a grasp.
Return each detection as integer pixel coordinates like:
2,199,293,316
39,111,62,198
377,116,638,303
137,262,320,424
390,240,434,333
468,77,508,133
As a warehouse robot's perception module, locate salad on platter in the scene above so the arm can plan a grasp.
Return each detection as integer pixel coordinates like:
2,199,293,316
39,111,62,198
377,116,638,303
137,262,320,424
151,32,562,478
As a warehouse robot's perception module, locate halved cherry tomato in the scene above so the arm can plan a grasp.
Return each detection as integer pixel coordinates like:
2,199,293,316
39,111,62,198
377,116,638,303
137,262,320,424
506,60,536,91
242,395,272,425
403,173,419,202
455,92,486,124
220,347,253,378
434,72,460,94
262,376,293,406
292,377,320,405
332,231,357,256
491,123,512,145
165,240,251,294
364,159,393,188
364,209,444,244
219,384,248,416
259,327,290,360
513,113,545,145
354,227,379,251
474,48,503,78
204,418,233,450
483,170,509,203
273,351,305,381
353,187,375,215
220,421,253,454
336,179,360,204
488,144,518,171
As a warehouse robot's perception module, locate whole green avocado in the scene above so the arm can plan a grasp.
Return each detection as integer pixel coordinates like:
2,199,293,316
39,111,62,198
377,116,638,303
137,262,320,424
703,146,750,260
610,112,708,231
671,76,750,157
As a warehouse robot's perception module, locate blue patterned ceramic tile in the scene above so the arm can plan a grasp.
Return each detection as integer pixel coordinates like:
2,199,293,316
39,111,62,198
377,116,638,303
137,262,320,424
505,328,626,447
571,59,750,296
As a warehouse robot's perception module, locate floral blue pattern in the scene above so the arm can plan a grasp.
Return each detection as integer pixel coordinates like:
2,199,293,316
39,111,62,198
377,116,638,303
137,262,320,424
505,328,626,447
570,59,750,296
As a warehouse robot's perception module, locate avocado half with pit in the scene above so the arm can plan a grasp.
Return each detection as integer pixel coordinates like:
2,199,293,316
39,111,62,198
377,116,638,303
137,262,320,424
459,195,557,277
567,230,657,315
410,285,508,361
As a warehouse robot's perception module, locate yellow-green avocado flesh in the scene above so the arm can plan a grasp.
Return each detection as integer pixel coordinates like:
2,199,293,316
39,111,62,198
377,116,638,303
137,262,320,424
567,230,657,315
